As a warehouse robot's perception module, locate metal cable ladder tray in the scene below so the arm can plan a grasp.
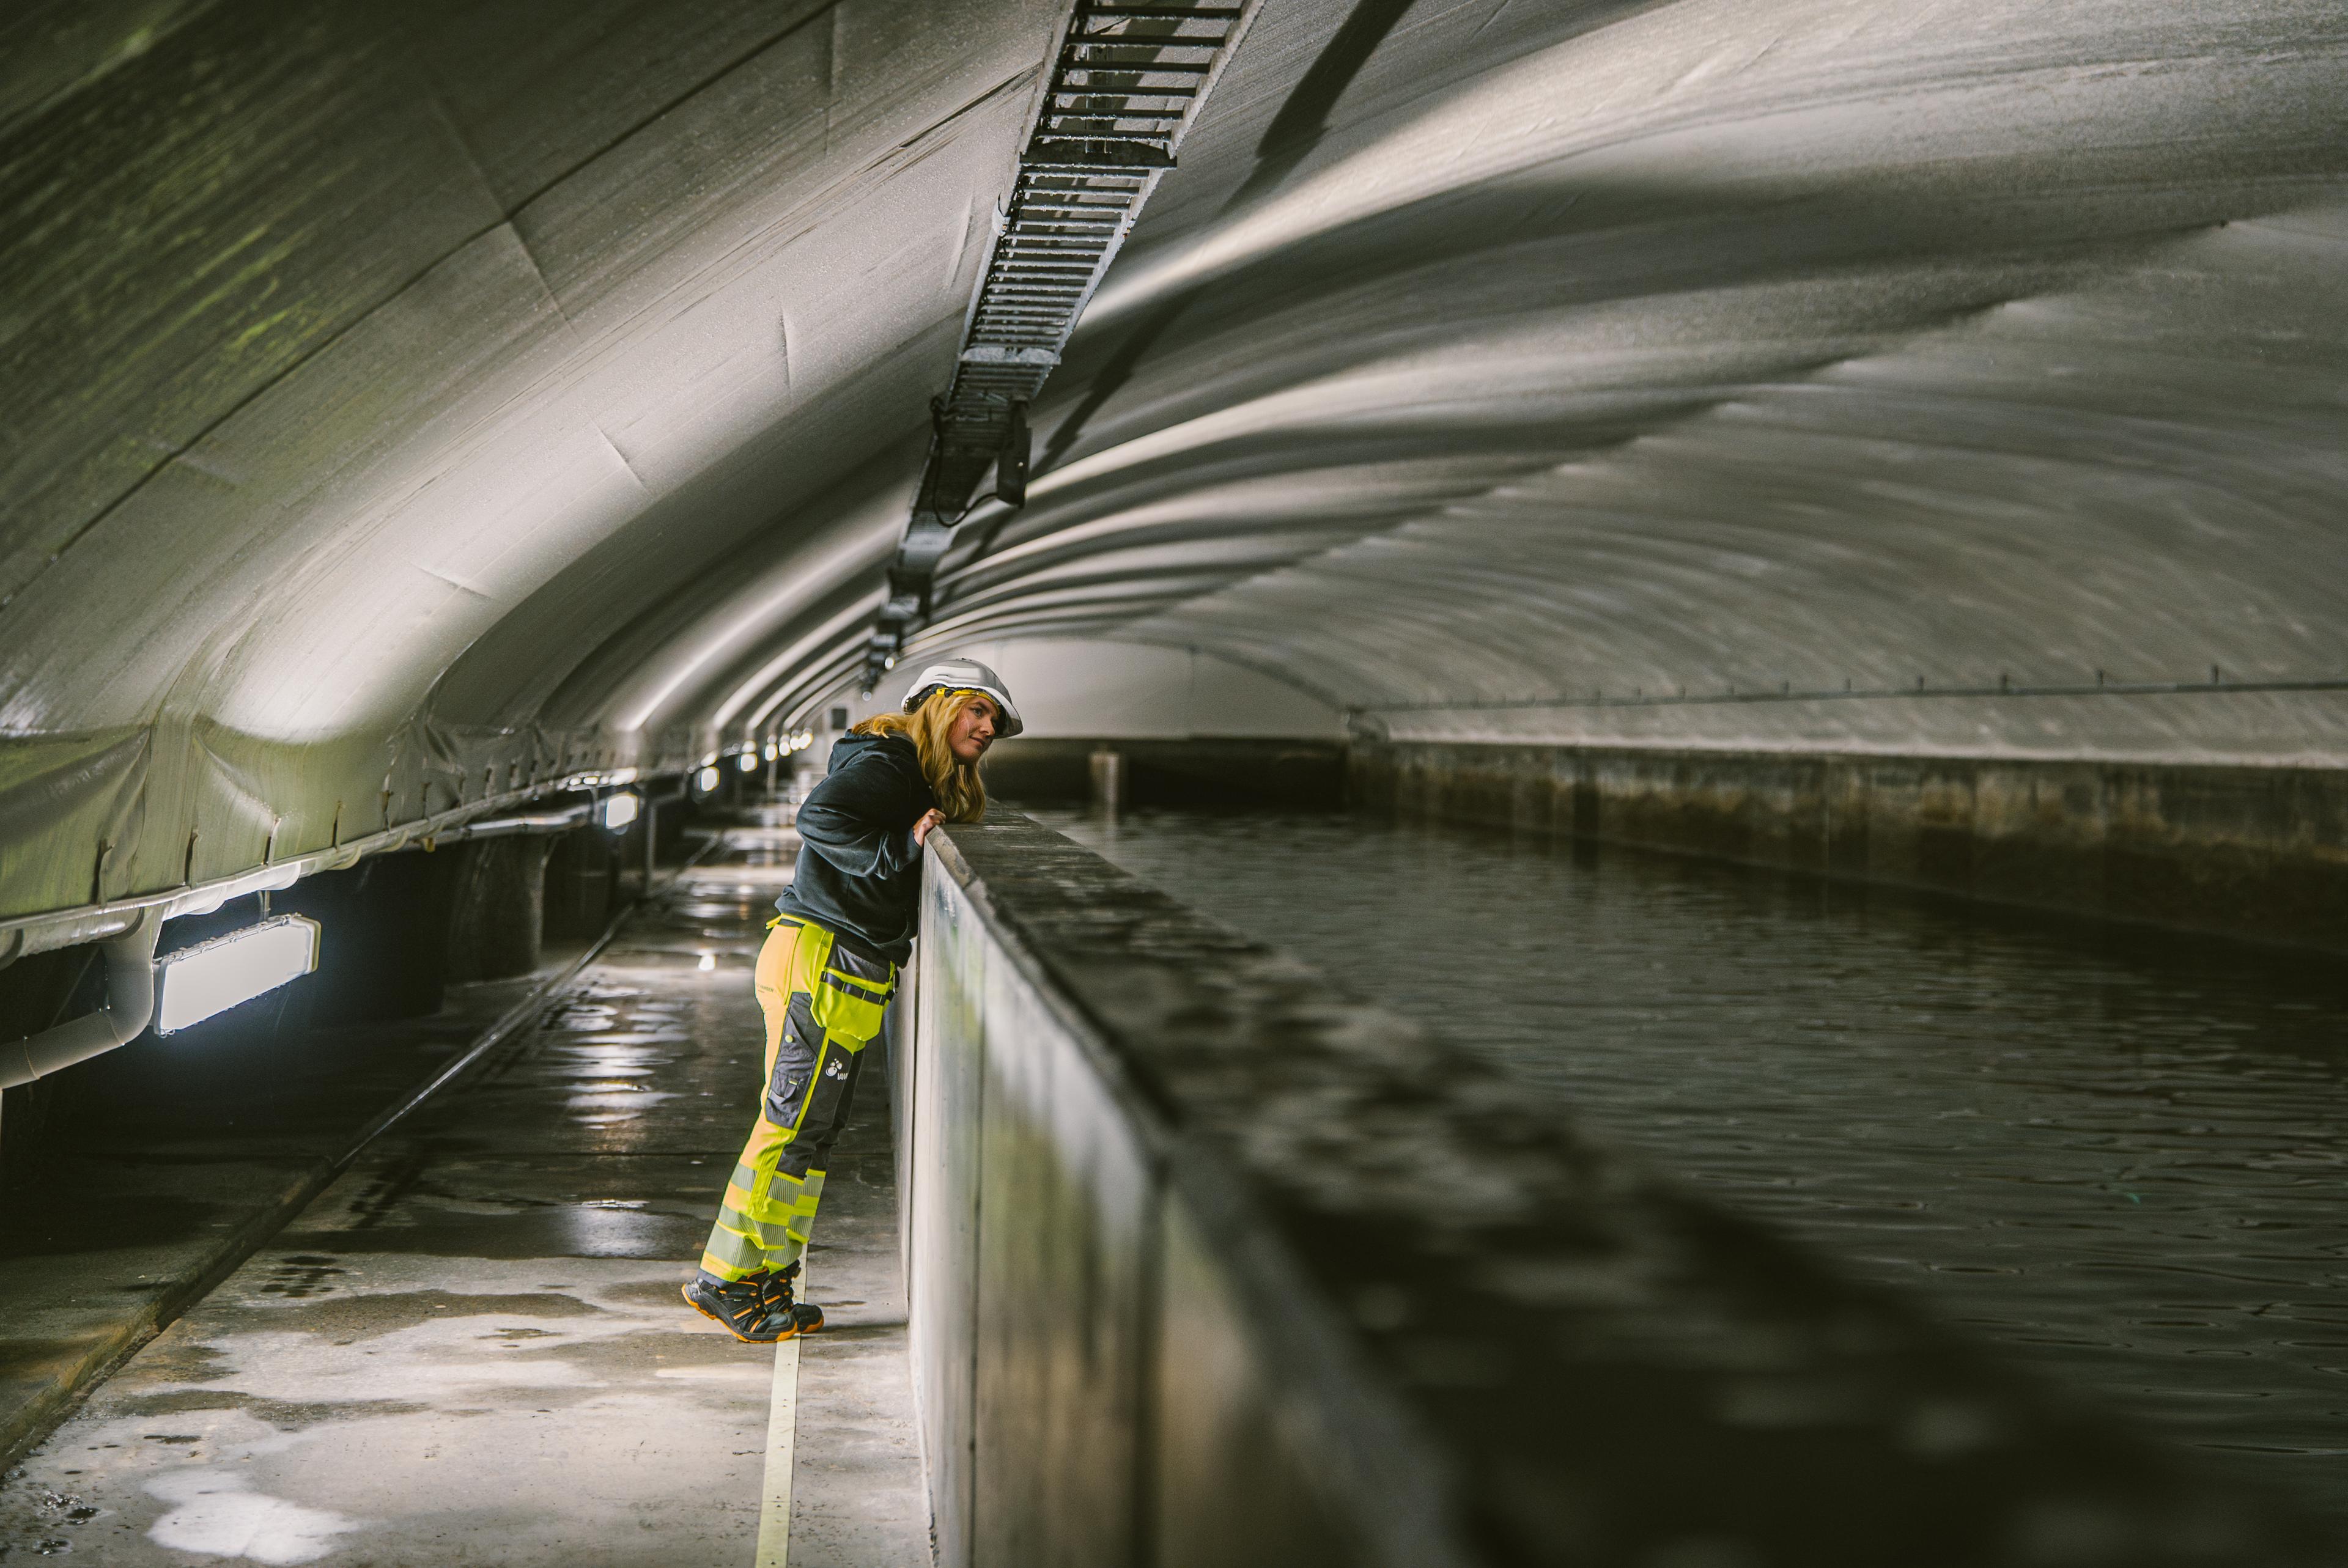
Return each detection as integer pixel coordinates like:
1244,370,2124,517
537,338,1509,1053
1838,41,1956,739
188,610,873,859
858,1,1259,693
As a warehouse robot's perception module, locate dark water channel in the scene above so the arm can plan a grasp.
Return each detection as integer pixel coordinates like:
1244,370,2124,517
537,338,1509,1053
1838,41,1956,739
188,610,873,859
1034,807,2348,1527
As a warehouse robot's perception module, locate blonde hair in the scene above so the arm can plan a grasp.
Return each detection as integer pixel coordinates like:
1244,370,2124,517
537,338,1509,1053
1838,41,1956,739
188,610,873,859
849,688,989,823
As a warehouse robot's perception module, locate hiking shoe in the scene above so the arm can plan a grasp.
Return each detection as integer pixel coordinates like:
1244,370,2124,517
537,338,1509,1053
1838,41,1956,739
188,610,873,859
682,1272,821,1342
758,1261,825,1338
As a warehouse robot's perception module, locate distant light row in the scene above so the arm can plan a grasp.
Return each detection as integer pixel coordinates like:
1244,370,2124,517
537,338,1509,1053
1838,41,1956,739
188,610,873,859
590,732,819,815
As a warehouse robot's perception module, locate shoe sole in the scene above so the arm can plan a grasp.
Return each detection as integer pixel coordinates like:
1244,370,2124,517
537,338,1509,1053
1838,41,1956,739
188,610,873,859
681,1281,818,1343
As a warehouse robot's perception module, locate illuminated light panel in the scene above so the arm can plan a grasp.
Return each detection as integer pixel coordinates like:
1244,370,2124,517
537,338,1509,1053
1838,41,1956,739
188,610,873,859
736,751,758,772
696,766,721,792
600,792,641,831
155,916,322,1035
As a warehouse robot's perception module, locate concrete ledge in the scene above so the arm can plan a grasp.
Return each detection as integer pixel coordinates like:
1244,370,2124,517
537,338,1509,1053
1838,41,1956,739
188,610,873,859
901,813,2326,1566
1353,742,2348,953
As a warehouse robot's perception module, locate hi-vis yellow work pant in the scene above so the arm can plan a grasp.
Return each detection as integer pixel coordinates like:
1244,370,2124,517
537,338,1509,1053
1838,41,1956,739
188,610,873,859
697,916,896,1283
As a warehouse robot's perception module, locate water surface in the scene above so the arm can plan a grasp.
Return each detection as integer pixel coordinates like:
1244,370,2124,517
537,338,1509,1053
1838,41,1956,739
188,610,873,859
1037,807,2348,1524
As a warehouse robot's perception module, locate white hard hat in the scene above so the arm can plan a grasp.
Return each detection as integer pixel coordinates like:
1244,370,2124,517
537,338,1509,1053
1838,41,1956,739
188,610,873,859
903,657,1024,738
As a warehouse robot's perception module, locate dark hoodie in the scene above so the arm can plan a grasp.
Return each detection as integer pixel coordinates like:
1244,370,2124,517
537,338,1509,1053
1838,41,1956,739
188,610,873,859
774,732,937,966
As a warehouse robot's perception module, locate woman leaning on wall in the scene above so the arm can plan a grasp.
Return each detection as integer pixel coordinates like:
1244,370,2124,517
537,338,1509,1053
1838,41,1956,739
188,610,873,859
682,657,1022,1341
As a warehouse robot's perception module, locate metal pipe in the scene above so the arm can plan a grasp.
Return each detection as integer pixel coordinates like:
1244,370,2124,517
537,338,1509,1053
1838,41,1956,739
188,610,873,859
421,804,591,842
1,913,160,1091
1360,673,2348,716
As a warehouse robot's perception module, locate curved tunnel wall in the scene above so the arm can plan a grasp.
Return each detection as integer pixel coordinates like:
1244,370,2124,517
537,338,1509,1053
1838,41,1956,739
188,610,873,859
6,0,2346,933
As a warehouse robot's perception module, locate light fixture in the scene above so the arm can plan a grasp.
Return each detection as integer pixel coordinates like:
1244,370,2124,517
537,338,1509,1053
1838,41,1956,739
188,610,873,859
696,952,716,972
736,751,757,773
599,792,641,831
696,765,720,793
155,916,322,1035
762,739,778,761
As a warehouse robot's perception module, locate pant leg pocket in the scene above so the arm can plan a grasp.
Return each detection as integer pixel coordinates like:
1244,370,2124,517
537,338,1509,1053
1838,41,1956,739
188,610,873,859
782,1039,857,1179
764,992,822,1128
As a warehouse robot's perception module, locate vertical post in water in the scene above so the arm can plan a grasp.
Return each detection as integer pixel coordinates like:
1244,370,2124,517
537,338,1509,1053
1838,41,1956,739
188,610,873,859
1089,748,1123,817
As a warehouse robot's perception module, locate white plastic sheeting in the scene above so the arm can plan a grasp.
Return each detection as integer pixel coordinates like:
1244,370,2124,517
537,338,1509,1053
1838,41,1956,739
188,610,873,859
838,638,1344,738
870,0,2348,764
1,0,1061,923
4,0,2346,930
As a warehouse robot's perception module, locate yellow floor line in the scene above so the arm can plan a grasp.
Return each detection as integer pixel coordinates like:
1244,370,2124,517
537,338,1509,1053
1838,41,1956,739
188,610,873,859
755,1290,804,1568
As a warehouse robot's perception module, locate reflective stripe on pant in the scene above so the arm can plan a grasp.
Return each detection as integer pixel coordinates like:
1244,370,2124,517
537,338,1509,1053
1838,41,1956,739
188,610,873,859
698,916,896,1282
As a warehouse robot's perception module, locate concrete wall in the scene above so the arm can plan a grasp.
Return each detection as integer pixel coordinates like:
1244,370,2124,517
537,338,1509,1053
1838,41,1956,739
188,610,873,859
803,636,1345,788
544,825,622,940
1353,742,2348,954
836,639,1346,740
440,837,552,984
893,813,2320,1567
981,737,1346,808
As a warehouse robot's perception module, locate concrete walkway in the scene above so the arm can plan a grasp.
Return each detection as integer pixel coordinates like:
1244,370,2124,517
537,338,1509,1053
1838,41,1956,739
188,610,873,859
0,822,926,1566
0,955,581,1482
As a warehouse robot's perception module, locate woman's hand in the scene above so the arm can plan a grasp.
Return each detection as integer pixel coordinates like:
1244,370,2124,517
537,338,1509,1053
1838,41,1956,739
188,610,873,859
911,808,946,847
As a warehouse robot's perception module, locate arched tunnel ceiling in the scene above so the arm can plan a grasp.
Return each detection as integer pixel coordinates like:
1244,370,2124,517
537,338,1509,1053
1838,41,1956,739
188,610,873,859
4,0,2347,926
697,0,2348,759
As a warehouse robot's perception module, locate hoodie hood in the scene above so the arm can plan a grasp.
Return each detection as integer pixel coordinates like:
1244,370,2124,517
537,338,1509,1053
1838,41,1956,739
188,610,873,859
776,729,934,966
827,731,910,774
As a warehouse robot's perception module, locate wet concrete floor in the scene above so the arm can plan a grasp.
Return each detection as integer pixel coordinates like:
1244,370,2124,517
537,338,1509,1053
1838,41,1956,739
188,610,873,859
0,954,583,1479
0,820,923,1566
1046,806,2348,1534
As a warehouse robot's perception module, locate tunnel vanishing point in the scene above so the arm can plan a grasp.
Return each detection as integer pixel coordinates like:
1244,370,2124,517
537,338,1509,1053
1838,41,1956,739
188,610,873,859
2,1,2346,1565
